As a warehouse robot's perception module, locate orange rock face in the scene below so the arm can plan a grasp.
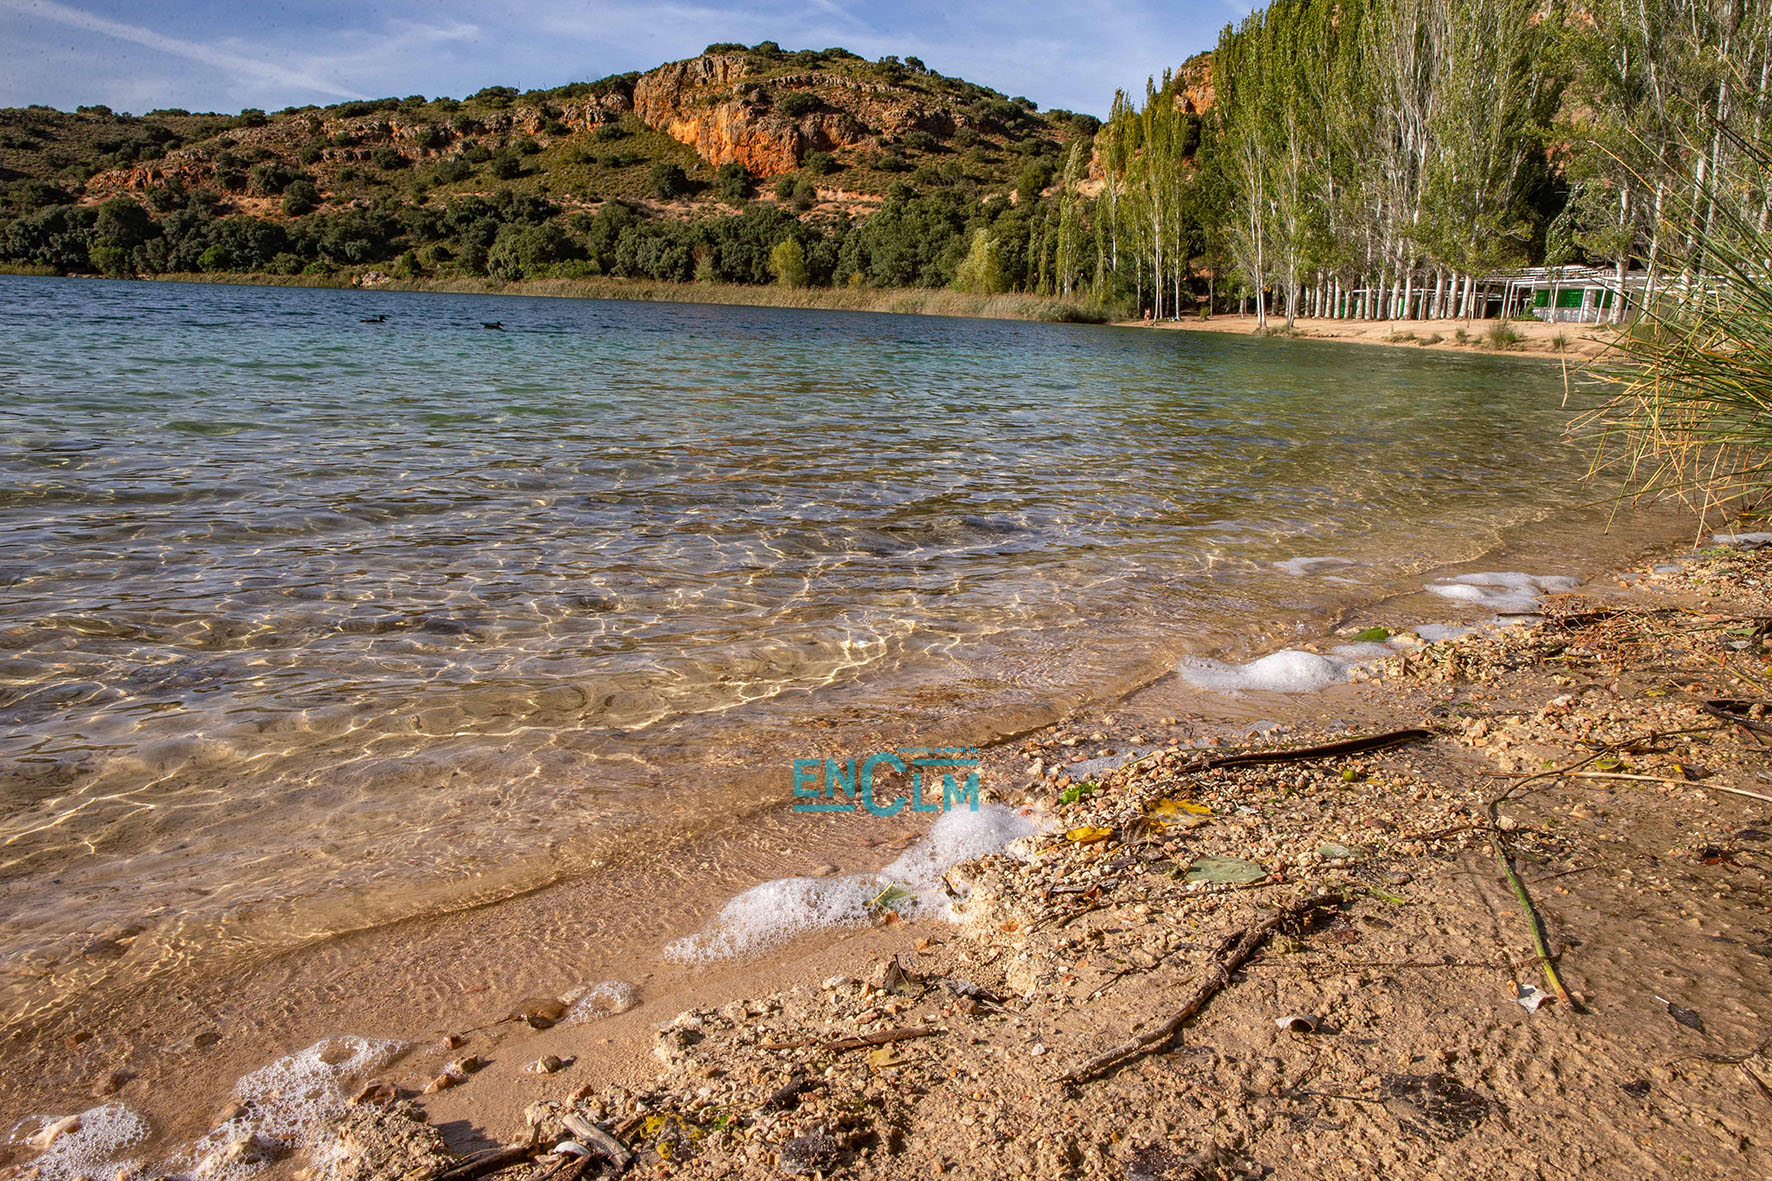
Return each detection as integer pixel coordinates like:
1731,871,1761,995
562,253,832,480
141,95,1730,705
1174,53,1215,116
630,53,957,177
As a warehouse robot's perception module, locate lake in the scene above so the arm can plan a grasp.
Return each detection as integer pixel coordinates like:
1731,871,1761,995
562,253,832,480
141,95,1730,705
0,275,1674,1101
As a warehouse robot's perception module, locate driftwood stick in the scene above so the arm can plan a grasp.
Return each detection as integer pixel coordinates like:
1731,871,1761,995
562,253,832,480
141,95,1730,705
1199,728,1433,772
1489,830,1576,1008
560,1114,632,1172
820,1026,941,1053
1059,894,1342,1085
530,1154,598,1181
1124,730,1436,805
426,1143,544,1181
761,1026,942,1053
1701,698,1772,737
1564,770,1772,803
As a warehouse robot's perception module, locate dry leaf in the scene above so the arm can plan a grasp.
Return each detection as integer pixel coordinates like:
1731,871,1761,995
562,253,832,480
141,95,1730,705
1145,797,1213,831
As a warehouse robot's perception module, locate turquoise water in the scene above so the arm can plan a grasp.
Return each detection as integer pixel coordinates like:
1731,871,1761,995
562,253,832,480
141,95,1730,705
0,275,1647,1029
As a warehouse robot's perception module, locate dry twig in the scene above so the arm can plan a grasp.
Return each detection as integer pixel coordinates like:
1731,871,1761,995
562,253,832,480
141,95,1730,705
1058,893,1343,1085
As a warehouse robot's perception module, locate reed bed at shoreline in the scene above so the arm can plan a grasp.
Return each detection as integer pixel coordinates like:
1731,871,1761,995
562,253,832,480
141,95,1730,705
57,269,1121,324
1576,136,1772,526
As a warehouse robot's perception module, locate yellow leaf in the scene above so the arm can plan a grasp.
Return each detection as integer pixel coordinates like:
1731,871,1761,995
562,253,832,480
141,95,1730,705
1065,825,1115,844
867,1046,903,1070
1144,797,1212,829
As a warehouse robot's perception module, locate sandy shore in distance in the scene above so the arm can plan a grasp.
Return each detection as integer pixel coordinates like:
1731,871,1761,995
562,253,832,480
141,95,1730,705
1125,313,1623,361
15,536,1772,1180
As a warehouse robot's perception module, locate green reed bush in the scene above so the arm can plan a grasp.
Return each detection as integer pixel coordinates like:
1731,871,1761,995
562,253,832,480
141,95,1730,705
1577,134,1772,521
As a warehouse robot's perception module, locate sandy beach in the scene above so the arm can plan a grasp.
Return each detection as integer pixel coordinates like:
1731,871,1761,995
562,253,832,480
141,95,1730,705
1124,313,1624,362
12,535,1772,1180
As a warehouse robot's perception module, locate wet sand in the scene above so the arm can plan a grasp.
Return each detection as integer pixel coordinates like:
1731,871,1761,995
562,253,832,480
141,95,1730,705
13,519,1768,1181
232,541,1772,1178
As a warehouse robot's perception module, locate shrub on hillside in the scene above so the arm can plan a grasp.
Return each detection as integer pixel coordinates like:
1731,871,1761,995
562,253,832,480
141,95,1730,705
777,91,821,119
651,162,690,200
281,179,320,215
715,163,753,202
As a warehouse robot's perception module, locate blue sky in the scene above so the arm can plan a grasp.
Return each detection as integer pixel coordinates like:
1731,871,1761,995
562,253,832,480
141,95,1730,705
0,0,1249,118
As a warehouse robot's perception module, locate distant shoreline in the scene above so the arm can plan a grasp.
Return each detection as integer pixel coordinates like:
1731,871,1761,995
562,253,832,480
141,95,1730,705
8,268,1626,359
7,271,1630,360
43,269,1120,325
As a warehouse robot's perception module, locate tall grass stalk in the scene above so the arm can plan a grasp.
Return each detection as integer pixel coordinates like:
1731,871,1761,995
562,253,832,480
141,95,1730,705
1575,132,1772,526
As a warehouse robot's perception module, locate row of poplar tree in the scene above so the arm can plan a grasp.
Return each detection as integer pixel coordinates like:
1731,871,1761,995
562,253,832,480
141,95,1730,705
1084,0,1772,325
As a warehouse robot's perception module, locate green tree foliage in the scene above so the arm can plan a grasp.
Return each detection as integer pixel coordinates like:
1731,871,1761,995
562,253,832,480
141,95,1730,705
777,91,822,119
0,49,1110,302
93,198,155,252
715,163,753,203
951,227,1006,294
281,179,321,216
1092,0,1772,325
1560,1,1772,317
651,161,691,200
486,221,576,279
1100,0,1573,322
769,236,809,286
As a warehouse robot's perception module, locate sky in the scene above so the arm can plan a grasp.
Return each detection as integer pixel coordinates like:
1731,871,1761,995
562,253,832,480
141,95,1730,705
0,0,1252,119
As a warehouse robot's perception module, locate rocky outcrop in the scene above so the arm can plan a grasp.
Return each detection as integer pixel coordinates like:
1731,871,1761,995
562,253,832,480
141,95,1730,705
630,52,962,177
1174,52,1215,116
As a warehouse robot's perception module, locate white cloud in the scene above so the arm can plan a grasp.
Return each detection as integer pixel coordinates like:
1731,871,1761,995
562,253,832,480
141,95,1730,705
0,0,363,100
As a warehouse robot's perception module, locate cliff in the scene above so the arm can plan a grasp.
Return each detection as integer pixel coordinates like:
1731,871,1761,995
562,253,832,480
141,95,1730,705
629,51,978,177
1172,51,1215,116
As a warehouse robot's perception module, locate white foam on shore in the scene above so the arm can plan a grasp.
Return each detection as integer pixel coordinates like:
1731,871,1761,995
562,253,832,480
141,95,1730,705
1425,572,1578,614
1181,649,1353,693
177,1036,401,1181
879,806,1037,888
9,1104,149,1181
665,805,1036,965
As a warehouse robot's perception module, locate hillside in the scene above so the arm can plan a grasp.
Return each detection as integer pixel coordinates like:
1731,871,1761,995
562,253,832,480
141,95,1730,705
0,42,1109,292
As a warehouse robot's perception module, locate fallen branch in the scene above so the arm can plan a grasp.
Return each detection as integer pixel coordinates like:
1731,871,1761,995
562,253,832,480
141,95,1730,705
1489,829,1576,1010
1668,1031,1772,1068
764,1026,942,1053
1699,698,1771,735
1124,730,1437,805
530,1155,598,1181
1566,770,1772,804
1668,1032,1772,1107
559,1114,633,1173
1200,728,1433,772
1030,899,1111,932
425,1143,545,1181
821,1026,941,1053
1058,893,1343,1085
